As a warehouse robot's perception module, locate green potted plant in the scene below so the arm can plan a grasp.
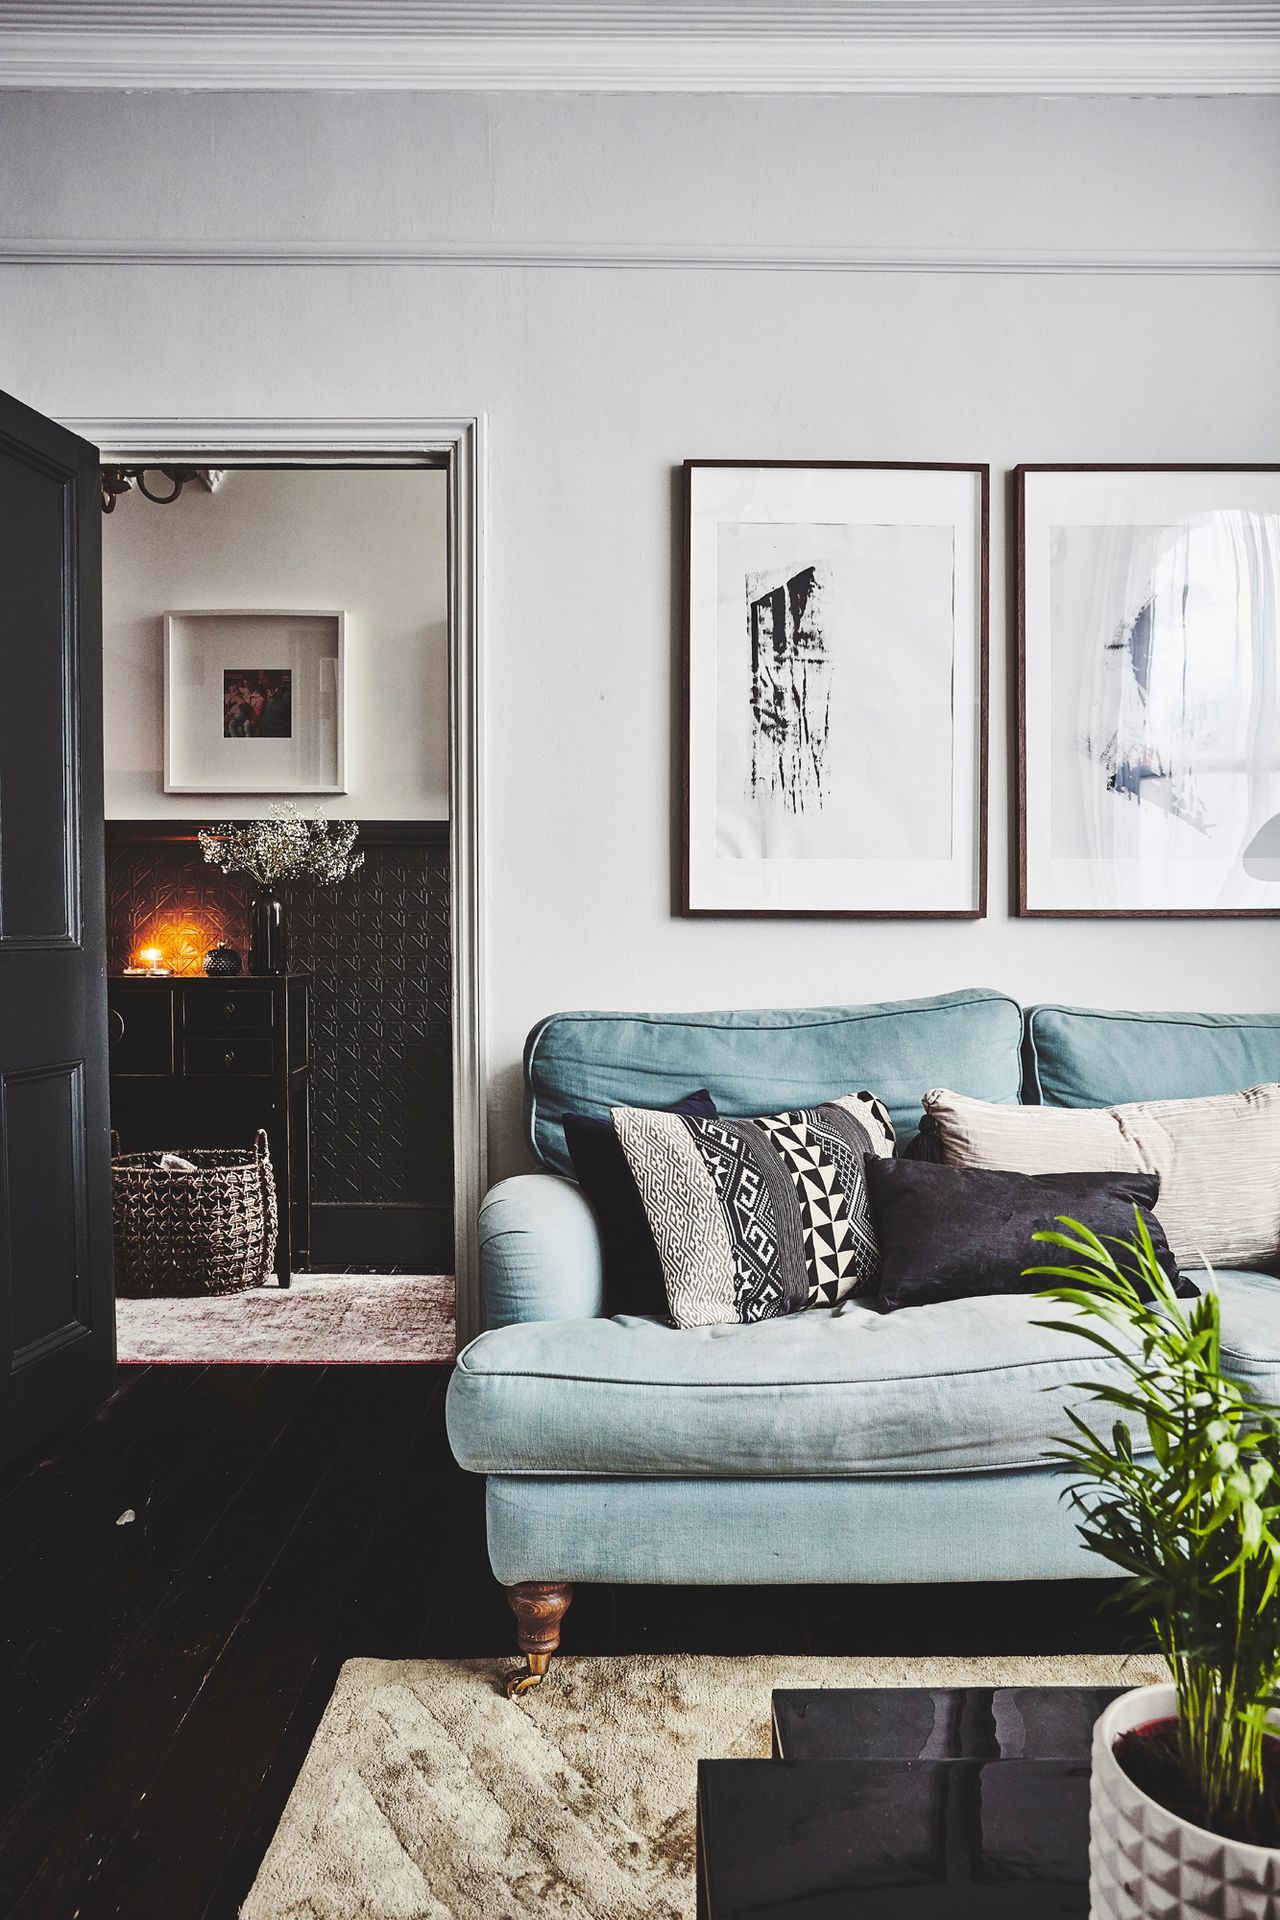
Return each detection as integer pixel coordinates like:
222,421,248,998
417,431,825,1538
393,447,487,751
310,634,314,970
1031,1216,1280,1918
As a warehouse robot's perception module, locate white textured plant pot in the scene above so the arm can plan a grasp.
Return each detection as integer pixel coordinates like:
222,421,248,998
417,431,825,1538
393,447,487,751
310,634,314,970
1091,1683,1280,1919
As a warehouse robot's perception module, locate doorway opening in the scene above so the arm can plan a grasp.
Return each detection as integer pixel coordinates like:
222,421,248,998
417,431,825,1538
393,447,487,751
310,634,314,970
99,457,457,1364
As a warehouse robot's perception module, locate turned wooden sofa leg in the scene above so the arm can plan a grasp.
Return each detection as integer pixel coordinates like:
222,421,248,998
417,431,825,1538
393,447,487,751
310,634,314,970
505,1582,573,1698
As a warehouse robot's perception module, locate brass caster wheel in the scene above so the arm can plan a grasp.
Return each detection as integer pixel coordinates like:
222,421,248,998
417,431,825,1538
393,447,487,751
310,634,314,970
506,1653,550,1699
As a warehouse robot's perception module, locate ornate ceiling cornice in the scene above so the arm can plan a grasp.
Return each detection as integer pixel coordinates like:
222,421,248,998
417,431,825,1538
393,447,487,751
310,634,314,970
1,3,1278,92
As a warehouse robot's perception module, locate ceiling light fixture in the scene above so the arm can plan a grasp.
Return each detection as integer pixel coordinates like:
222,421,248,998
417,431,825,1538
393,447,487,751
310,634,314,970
100,466,228,513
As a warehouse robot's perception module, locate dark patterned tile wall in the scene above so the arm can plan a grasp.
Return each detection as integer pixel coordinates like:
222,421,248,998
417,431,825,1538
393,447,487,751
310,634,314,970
105,844,254,976
290,843,452,1206
105,829,452,1212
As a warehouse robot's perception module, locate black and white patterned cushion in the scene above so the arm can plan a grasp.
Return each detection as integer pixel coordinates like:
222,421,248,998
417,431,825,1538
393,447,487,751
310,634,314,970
612,1093,895,1328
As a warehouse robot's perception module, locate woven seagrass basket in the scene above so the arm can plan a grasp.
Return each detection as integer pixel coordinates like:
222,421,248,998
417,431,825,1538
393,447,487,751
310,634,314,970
112,1130,279,1297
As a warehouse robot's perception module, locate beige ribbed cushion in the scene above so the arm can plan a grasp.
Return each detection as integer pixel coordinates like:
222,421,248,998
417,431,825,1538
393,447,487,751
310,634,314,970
921,1084,1280,1273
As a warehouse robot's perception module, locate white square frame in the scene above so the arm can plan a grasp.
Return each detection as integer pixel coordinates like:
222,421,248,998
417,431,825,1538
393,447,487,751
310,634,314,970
163,607,347,795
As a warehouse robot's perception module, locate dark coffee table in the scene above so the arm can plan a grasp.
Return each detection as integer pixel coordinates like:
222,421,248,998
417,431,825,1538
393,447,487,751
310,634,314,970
696,1685,1120,1918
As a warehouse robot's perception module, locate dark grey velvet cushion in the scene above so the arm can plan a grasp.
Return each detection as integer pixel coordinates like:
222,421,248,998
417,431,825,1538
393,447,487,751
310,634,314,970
564,1089,717,1317
862,1158,1194,1312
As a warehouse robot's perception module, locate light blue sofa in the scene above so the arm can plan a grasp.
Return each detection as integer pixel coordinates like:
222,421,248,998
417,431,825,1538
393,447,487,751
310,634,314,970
446,988,1280,1692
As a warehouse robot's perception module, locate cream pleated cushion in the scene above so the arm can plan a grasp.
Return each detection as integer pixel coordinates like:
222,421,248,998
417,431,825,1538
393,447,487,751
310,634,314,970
921,1084,1280,1273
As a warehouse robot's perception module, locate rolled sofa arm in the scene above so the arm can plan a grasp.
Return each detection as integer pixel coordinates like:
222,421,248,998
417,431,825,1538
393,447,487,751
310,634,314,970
478,1173,606,1327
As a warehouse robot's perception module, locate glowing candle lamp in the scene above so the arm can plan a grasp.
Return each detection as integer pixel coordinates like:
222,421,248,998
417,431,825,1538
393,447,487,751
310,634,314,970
139,947,170,977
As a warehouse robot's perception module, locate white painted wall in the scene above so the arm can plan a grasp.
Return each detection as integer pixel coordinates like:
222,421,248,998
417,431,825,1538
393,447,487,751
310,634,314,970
101,464,449,819
3,90,1280,1176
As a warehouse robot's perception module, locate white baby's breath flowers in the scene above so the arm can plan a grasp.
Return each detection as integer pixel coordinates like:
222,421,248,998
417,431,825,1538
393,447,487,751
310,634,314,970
198,804,365,888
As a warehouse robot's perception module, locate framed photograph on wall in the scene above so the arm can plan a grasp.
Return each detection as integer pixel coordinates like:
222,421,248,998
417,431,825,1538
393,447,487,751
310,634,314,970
164,608,347,794
682,460,988,917
1018,466,1280,916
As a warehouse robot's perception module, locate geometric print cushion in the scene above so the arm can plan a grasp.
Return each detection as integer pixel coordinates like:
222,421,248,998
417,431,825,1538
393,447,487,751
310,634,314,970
612,1092,896,1329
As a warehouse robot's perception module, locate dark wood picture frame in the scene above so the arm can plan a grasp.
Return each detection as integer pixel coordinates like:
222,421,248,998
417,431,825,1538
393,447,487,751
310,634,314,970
681,458,990,919
1016,463,1280,919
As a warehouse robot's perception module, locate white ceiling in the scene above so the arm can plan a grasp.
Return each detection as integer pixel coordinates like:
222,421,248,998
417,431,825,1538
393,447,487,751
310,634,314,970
1,0,1277,90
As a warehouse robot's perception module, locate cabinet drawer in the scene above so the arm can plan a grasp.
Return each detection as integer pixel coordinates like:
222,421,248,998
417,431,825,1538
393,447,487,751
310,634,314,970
183,1035,274,1078
182,987,274,1034
107,988,174,1075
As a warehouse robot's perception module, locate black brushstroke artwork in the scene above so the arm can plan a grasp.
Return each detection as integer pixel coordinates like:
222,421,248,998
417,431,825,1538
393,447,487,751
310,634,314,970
747,563,832,813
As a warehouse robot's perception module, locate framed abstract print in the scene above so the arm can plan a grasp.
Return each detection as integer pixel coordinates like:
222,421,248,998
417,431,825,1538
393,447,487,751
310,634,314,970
682,460,988,918
1018,466,1280,917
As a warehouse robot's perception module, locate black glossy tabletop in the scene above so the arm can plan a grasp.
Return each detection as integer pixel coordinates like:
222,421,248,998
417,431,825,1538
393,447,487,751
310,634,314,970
696,1685,1119,1920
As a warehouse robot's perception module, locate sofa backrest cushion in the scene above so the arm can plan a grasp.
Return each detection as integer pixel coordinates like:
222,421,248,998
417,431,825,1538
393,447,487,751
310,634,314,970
1027,1004,1280,1109
524,988,1024,1175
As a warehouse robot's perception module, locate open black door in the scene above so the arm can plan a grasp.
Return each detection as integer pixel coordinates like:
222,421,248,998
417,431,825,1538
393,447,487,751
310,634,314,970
0,389,113,1463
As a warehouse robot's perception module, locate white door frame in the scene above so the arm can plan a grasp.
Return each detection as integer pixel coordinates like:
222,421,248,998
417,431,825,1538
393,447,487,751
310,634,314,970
74,415,488,1348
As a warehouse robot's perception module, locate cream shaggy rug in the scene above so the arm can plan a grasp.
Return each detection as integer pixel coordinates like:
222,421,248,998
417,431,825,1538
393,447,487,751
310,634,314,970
243,1650,1167,1920
115,1273,455,1364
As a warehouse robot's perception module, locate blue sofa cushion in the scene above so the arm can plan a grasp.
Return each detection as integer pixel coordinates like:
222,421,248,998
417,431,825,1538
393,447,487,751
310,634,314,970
1028,1004,1280,1108
525,988,1024,1175
445,1272,1280,1481
482,1472,1107,1588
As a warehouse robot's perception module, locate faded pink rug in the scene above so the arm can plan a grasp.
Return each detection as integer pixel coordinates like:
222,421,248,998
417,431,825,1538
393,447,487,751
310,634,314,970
115,1272,455,1364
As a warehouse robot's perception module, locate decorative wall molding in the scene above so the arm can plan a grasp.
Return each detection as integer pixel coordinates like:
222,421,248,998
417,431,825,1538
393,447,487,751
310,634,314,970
8,238,1280,276
1,28,1277,92
81,416,488,1346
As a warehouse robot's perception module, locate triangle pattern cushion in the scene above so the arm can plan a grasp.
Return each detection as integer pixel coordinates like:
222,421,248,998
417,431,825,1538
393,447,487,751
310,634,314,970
613,1093,894,1327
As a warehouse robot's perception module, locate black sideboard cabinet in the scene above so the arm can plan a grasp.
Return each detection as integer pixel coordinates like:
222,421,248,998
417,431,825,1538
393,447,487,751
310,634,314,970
107,976,310,1285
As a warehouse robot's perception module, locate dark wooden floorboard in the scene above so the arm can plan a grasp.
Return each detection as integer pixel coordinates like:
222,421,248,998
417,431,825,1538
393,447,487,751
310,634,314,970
0,1363,1143,1920
200,1370,451,1920
0,1365,150,1504
0,1365,317,1804
61,1371,439,1920
0,1367,346,1918
0,1364,197,1569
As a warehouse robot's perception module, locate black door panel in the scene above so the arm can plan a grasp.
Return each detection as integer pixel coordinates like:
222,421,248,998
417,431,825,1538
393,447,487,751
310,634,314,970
0,389,113,1463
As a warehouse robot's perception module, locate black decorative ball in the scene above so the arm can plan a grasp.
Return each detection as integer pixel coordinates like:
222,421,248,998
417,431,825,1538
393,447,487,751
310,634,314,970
203,943,242,977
